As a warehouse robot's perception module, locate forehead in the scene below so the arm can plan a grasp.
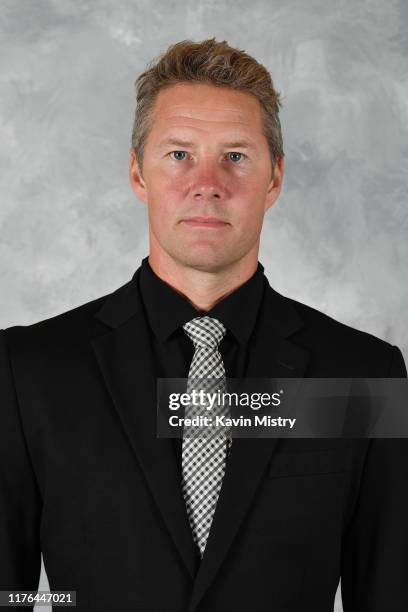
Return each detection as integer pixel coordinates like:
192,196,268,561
150,82,264,133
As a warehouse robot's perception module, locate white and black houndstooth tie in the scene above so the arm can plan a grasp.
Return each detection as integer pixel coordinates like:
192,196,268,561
181,316,232,557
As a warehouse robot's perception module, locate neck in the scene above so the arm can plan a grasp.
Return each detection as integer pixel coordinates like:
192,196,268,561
147,249,259,312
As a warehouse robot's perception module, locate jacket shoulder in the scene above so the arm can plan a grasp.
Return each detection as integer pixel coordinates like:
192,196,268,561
279,290,404,376
1,278,133,351
291,295,389,345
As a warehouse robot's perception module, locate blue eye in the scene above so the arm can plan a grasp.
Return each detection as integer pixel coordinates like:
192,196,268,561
168,151,246,162
228,152,245,162
169,151,187,161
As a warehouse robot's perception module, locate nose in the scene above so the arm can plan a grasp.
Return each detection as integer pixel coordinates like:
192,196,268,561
192,158,226,200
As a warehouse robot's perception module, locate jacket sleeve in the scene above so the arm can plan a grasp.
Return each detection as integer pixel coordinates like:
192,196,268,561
340,345,408,611
0,329,42,603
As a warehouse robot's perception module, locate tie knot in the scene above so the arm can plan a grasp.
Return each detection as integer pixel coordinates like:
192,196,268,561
183,316,226,349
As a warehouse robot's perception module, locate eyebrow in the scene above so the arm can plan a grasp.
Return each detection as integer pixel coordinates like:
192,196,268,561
157,137,257,150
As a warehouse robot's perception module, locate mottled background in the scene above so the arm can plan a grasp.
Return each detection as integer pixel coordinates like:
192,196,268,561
1,0,407,610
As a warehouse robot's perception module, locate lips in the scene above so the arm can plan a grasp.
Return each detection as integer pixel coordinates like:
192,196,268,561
181,216,229,228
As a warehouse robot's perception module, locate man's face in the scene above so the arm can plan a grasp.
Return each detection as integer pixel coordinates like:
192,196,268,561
129,82,284,272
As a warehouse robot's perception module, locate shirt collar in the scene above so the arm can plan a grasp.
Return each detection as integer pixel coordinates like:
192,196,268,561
138,256,266,345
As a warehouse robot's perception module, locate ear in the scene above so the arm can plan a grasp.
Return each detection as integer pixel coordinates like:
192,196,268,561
264,156,284,212
129,148,148,203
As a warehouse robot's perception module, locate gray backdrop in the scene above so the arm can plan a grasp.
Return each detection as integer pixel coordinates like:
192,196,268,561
1,1,407,610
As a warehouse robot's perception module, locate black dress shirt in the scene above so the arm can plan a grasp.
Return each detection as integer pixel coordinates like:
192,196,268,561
137,255,266,463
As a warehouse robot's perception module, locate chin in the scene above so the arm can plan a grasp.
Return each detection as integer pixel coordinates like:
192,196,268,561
170,246,240,273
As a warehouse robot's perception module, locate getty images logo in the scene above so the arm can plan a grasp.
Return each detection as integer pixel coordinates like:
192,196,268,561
168,388,284,412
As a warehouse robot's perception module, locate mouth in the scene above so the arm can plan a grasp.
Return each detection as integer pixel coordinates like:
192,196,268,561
181,216,230,229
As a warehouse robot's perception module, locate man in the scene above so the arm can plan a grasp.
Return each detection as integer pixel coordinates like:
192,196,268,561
1,38,407,612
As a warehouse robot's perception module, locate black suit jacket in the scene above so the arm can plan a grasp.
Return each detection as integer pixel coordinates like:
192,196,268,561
1,266,407,611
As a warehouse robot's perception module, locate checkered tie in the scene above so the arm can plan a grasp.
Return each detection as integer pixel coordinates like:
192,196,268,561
181,316,232,557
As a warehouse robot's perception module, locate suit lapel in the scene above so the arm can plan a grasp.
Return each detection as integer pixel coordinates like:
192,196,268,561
187,282,311,612
90,267,311,610
91,271,199,579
